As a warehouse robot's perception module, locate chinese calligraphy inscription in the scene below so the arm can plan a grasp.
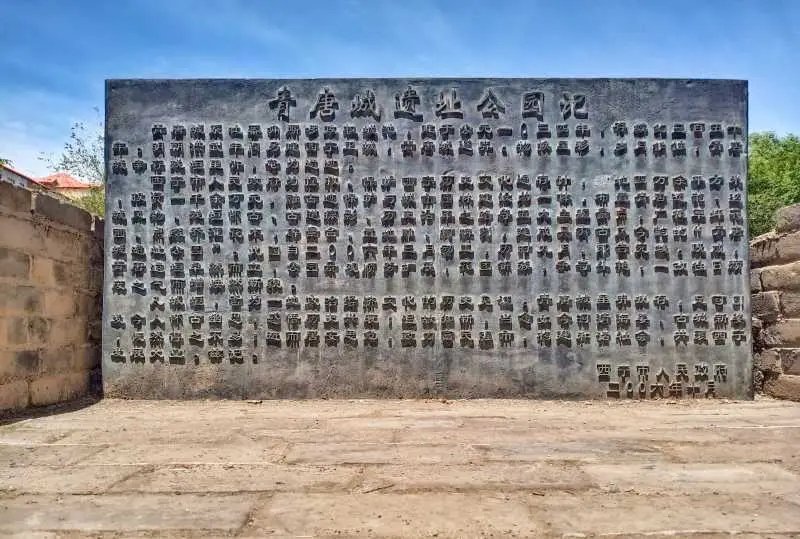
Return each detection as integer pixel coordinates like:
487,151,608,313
104,78,750,399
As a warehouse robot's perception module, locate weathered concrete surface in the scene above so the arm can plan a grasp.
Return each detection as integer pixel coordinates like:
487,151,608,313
1,398,800,537
105,78,751,400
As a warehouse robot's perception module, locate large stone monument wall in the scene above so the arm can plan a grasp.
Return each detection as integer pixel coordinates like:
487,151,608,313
103,78,750,399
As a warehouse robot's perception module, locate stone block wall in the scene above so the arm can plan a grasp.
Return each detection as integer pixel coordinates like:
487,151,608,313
0,182,104,411
751,204,800,401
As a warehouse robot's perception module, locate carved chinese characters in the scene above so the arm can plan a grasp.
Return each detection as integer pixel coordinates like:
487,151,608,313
104,78,750,399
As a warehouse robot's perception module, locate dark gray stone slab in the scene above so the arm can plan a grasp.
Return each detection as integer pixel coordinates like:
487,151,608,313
103,78,750,399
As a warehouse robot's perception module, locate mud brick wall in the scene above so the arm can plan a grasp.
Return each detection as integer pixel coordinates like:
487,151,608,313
0,182,104,411
751,203,800,401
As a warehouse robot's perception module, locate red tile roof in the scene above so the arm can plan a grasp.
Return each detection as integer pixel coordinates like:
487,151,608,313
34,172,94,190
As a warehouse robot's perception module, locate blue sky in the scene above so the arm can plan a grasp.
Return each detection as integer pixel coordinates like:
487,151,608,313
1,0,798,177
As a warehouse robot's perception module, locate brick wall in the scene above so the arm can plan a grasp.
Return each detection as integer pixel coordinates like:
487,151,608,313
0,182,103,411
751,204,800,401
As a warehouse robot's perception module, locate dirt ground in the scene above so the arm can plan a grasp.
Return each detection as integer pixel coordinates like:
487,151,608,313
0,397,799,538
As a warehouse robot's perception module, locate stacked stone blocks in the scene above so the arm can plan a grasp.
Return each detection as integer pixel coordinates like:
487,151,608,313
0,182,104,411
751,203,800,400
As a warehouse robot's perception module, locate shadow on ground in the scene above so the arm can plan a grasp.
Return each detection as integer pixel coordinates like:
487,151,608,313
0,395,102,426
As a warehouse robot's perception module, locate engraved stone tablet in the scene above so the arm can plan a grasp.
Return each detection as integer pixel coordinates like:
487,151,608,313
104,78,750,399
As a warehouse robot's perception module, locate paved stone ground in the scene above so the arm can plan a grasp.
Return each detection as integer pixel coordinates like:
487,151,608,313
1,398,799,538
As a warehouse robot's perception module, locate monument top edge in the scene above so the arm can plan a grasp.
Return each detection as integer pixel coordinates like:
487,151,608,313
106,77,748,85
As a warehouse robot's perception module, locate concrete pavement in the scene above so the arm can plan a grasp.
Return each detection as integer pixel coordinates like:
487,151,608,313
1,397,799,537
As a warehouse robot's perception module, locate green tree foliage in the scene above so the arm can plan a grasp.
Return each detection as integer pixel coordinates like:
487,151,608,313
40,119,104,184
40,111,105,216
748,132,800,236
71,187,105,216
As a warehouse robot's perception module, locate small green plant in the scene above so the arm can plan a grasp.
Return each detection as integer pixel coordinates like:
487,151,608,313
39,109,106,216
71,187,105,216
